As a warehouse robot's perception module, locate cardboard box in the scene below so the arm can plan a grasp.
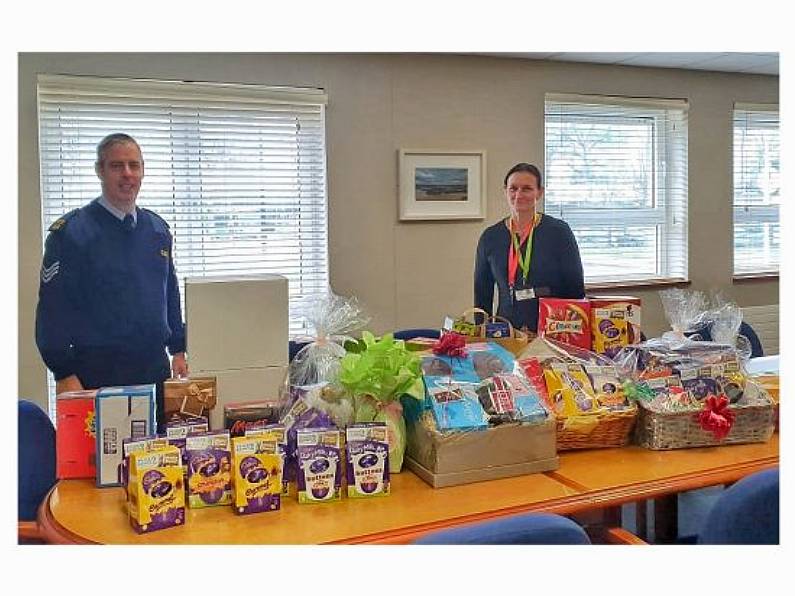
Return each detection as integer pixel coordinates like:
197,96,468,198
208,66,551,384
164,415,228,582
588,295,642,358
231,436,283,515
95,385,156,487
194,366,288,430
405,412,558,488
185,274,289,371
185,430,232,508
55,390,97,479
224,399,282,436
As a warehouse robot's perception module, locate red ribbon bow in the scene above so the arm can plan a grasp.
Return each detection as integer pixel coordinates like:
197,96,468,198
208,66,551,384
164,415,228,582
697,394,736,440
432,332,468,357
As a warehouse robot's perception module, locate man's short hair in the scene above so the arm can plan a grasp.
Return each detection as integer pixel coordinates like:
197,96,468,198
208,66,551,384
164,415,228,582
96,133,142,165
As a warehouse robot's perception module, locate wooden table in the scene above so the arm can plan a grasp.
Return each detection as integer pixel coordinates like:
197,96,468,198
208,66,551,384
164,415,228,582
38,435,778,544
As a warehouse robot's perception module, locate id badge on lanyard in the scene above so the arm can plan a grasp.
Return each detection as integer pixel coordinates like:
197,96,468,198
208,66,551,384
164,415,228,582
508,216,537,305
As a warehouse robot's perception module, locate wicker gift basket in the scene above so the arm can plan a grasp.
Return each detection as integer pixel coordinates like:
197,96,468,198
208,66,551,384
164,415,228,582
518,337,637,450
616,340,775,450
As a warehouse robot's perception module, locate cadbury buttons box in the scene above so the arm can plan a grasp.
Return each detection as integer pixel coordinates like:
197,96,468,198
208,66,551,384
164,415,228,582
95,385,156,487
345,423,390,498
185,430,232,508
231,436,283,515
128,445,185,534
296,427,342,504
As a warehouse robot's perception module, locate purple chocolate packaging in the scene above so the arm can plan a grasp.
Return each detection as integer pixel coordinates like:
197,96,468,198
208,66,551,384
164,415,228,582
296,427,342,504
346,423,390,498
280,394,335,483
185,430,232,508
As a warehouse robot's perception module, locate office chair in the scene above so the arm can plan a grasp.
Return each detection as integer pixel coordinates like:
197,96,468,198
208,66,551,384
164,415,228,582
687,321,763,358
18,399,57,543
697,467,779,544
392,328,441,341
413,512,592,545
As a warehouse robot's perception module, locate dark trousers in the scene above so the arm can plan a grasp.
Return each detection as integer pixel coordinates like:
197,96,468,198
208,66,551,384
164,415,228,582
74,346,171,433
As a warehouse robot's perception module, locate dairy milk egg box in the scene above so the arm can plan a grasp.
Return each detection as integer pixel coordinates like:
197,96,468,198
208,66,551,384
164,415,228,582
244,424,288,495
296,427,342,504
345,423,390,498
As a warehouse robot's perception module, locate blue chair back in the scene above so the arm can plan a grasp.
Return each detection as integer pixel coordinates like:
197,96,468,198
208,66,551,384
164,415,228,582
18,399,57,521
698,468,779,544
413,512,591,545
687,321,763,358
393,328,440,341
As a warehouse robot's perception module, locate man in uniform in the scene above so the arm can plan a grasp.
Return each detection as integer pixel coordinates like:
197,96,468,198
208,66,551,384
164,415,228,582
35,133,188,431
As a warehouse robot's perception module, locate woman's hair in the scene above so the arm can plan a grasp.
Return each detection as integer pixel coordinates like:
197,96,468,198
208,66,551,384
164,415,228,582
503,162,543,188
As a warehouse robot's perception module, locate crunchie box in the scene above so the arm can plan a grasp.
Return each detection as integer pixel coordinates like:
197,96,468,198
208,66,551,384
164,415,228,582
185,430,232,508
224,399,282,437
538,298,592,350
245,424,288,495
296,427,342,504
128,445,185,534
589,295,642,358
345,423,390,498
95,385,156,487
55,390,98,479
120,436,170,488
231,436,283,515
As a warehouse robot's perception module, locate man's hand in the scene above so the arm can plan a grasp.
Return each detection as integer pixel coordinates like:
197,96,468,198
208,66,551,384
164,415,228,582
171,352,189,379
56,374,84,395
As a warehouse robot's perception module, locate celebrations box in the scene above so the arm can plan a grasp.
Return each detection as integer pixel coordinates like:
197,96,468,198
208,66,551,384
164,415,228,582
538,298,592,351
55,390,97,479
588,295,642,358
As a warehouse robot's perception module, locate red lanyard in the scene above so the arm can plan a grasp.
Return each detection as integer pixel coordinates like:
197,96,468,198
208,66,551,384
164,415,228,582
507,214,539,287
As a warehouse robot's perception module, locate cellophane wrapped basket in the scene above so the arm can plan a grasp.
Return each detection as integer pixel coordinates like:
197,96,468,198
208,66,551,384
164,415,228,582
614,290,775,450
517,337,636,450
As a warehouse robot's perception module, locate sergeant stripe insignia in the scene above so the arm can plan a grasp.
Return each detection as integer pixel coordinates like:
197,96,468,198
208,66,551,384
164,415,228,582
41,261,60,283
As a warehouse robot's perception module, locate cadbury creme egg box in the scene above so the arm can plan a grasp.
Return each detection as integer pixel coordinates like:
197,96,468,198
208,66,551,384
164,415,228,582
345,423,390,498
231,436,283,515
296,427,341,504
128,446,185,534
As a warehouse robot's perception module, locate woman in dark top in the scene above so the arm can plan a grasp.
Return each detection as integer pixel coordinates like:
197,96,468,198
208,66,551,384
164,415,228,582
474,163,585,332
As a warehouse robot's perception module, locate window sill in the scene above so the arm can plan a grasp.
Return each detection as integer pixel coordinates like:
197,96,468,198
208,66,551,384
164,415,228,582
732,273,779,283
586,278,691,292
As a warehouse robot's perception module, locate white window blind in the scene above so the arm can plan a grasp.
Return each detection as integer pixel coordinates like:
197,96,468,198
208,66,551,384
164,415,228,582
733,103,779,275
37,75,329,416
544,94,689,284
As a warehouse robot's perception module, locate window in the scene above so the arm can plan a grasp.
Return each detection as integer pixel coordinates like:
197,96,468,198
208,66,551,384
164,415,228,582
544,94,689,284
733,104,779,275
37,75,329,412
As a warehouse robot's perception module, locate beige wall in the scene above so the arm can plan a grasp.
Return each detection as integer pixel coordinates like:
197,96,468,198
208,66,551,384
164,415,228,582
18,53,779,410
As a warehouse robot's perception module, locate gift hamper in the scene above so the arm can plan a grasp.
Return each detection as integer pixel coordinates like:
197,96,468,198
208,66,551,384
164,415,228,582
613,290,776,450
518,337,637,450
445,307,533,357
404,333,557,487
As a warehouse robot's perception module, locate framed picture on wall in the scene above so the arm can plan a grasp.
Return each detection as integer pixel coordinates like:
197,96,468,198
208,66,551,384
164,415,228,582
398,149,486,221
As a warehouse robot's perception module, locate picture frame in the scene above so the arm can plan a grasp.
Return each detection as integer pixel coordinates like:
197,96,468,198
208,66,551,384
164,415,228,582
398,149,486,221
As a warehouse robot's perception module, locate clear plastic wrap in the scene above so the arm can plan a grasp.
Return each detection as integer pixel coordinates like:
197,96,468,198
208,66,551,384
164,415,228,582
658,288,709,341
288,291,371,387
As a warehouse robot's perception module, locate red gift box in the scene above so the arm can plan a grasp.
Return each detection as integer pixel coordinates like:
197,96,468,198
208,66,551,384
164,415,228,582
538,298,592,350
55,390,98,479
